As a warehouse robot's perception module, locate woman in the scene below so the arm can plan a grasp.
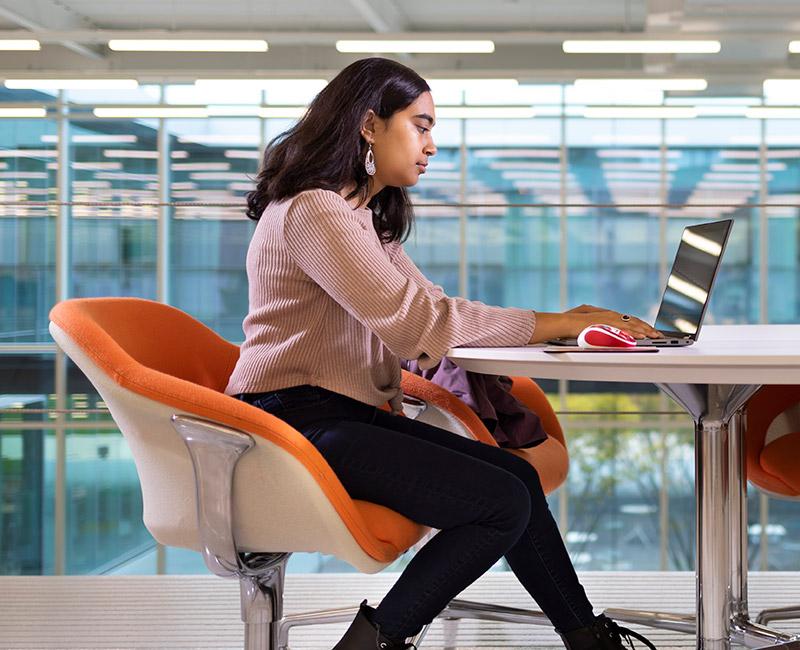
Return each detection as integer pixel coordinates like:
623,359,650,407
225,57,660,650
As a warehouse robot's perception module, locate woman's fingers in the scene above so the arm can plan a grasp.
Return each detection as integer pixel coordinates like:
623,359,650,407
596,312,662,339
574,308,663,339
621,316,662,339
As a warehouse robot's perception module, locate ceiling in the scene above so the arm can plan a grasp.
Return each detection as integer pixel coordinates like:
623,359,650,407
0,0,799,96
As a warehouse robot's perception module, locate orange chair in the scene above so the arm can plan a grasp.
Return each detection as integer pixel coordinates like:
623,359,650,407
49,297,568,649
745,385,800,626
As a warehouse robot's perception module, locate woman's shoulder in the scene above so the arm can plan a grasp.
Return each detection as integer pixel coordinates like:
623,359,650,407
282,188,371,230
288,188,351,212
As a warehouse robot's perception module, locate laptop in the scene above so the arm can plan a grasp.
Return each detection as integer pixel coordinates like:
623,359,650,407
547,218,733,347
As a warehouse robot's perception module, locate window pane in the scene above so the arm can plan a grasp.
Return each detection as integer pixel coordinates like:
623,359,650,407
766,119,800,324
69,120,158,300
566,118,661,317
666,118,760,323
168,118,258,340
0,119,57,343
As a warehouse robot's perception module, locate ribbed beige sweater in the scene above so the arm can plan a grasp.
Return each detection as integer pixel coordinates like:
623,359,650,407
224,188,536,413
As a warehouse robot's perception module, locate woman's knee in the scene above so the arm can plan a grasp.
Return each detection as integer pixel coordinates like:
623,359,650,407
482,471,532,540
496,450,544,491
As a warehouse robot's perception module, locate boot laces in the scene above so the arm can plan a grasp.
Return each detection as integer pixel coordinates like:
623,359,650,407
373,620,417,650
599,617,657,650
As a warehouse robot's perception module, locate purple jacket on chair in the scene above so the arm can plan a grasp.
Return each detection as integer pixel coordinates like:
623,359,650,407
400,357,547,449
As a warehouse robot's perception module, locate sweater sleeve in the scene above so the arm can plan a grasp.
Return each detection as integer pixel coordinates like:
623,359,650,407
388,242,447,301
282,190,536,370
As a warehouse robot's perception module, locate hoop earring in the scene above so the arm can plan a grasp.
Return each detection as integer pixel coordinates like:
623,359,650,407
365,143,376,176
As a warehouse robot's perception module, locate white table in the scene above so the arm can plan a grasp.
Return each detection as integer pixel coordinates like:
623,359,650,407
447,325,800,650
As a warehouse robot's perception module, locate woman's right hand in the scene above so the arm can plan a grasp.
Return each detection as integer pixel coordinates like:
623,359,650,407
527,309,663,344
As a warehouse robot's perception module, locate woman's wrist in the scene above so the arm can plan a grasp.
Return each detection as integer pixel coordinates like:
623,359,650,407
527,312,579,344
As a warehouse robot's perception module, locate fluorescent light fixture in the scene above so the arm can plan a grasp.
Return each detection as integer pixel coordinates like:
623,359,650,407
473,148,559,159
574,78,707,91
563,40,720,54
259,107,306,118
93,107,209,118
206,106,307,118
666,96,760,106
336,40,494,53
427,78,517,91
5,79,138,90
42,134,139,144
108,39,268,52
71,162,123,170
712,162,786,172
428,78,519,104
195,79,326,91
178,134,260,145
489,161,560,170
224,149,260,159
762,79,800,103
103,149,159,159
207,105,261,116
0,149,56,157
436,106,535,119
567,85,663,105
0,40,40,50
694,106,751,116
0,107,47,118
171,162,231,171
597,149,681,159
583,106,698,119
0,171,48,179
189,172,251,181
746,107,800,119
790,42,800,53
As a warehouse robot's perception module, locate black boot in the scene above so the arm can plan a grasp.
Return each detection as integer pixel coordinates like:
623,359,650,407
332,600,416,649
559,614,657,650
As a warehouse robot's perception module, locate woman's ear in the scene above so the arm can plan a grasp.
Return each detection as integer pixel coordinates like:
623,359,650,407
360,109,377,143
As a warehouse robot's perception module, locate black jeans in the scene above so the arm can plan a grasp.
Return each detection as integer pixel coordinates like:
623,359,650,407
237,385,595,640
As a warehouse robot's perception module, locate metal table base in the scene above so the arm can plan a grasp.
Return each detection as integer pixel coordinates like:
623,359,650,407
605,384,799,650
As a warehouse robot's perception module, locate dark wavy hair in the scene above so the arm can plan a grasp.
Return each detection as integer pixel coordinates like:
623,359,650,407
245,57,430,244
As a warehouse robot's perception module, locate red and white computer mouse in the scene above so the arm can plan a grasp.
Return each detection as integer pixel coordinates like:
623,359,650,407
577,324,637,348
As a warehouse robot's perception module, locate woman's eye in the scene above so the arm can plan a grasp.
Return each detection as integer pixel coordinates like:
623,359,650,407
417,126,429,134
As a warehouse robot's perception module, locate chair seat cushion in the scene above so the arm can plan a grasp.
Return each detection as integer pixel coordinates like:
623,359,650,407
761,431,800,496
352,500,428,557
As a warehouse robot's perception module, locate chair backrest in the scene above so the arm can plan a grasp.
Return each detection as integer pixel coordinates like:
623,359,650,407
746,385,800,498
506,376,569,493
400,371,569,494
49,297,427,573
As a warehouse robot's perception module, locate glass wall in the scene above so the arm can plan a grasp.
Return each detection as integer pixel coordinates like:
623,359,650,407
1,84,799,575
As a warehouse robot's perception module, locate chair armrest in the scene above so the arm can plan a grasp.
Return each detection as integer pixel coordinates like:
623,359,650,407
171,414,255,578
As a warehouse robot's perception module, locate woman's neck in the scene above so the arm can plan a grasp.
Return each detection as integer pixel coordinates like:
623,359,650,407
340,179,384,210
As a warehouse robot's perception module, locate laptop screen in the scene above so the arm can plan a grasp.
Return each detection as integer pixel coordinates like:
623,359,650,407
653,219,733,338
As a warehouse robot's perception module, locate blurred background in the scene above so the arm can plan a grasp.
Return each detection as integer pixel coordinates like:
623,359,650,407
1,0,799,578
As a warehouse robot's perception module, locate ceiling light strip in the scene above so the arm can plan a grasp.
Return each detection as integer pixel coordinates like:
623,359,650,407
108,40,268,52
563,40,720,54
336,40,494,53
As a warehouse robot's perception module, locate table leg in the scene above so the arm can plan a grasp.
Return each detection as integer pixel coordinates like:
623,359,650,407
727,409,799,648
605,383,797,650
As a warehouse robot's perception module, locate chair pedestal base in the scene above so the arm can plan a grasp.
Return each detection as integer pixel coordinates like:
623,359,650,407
174,413,555,649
